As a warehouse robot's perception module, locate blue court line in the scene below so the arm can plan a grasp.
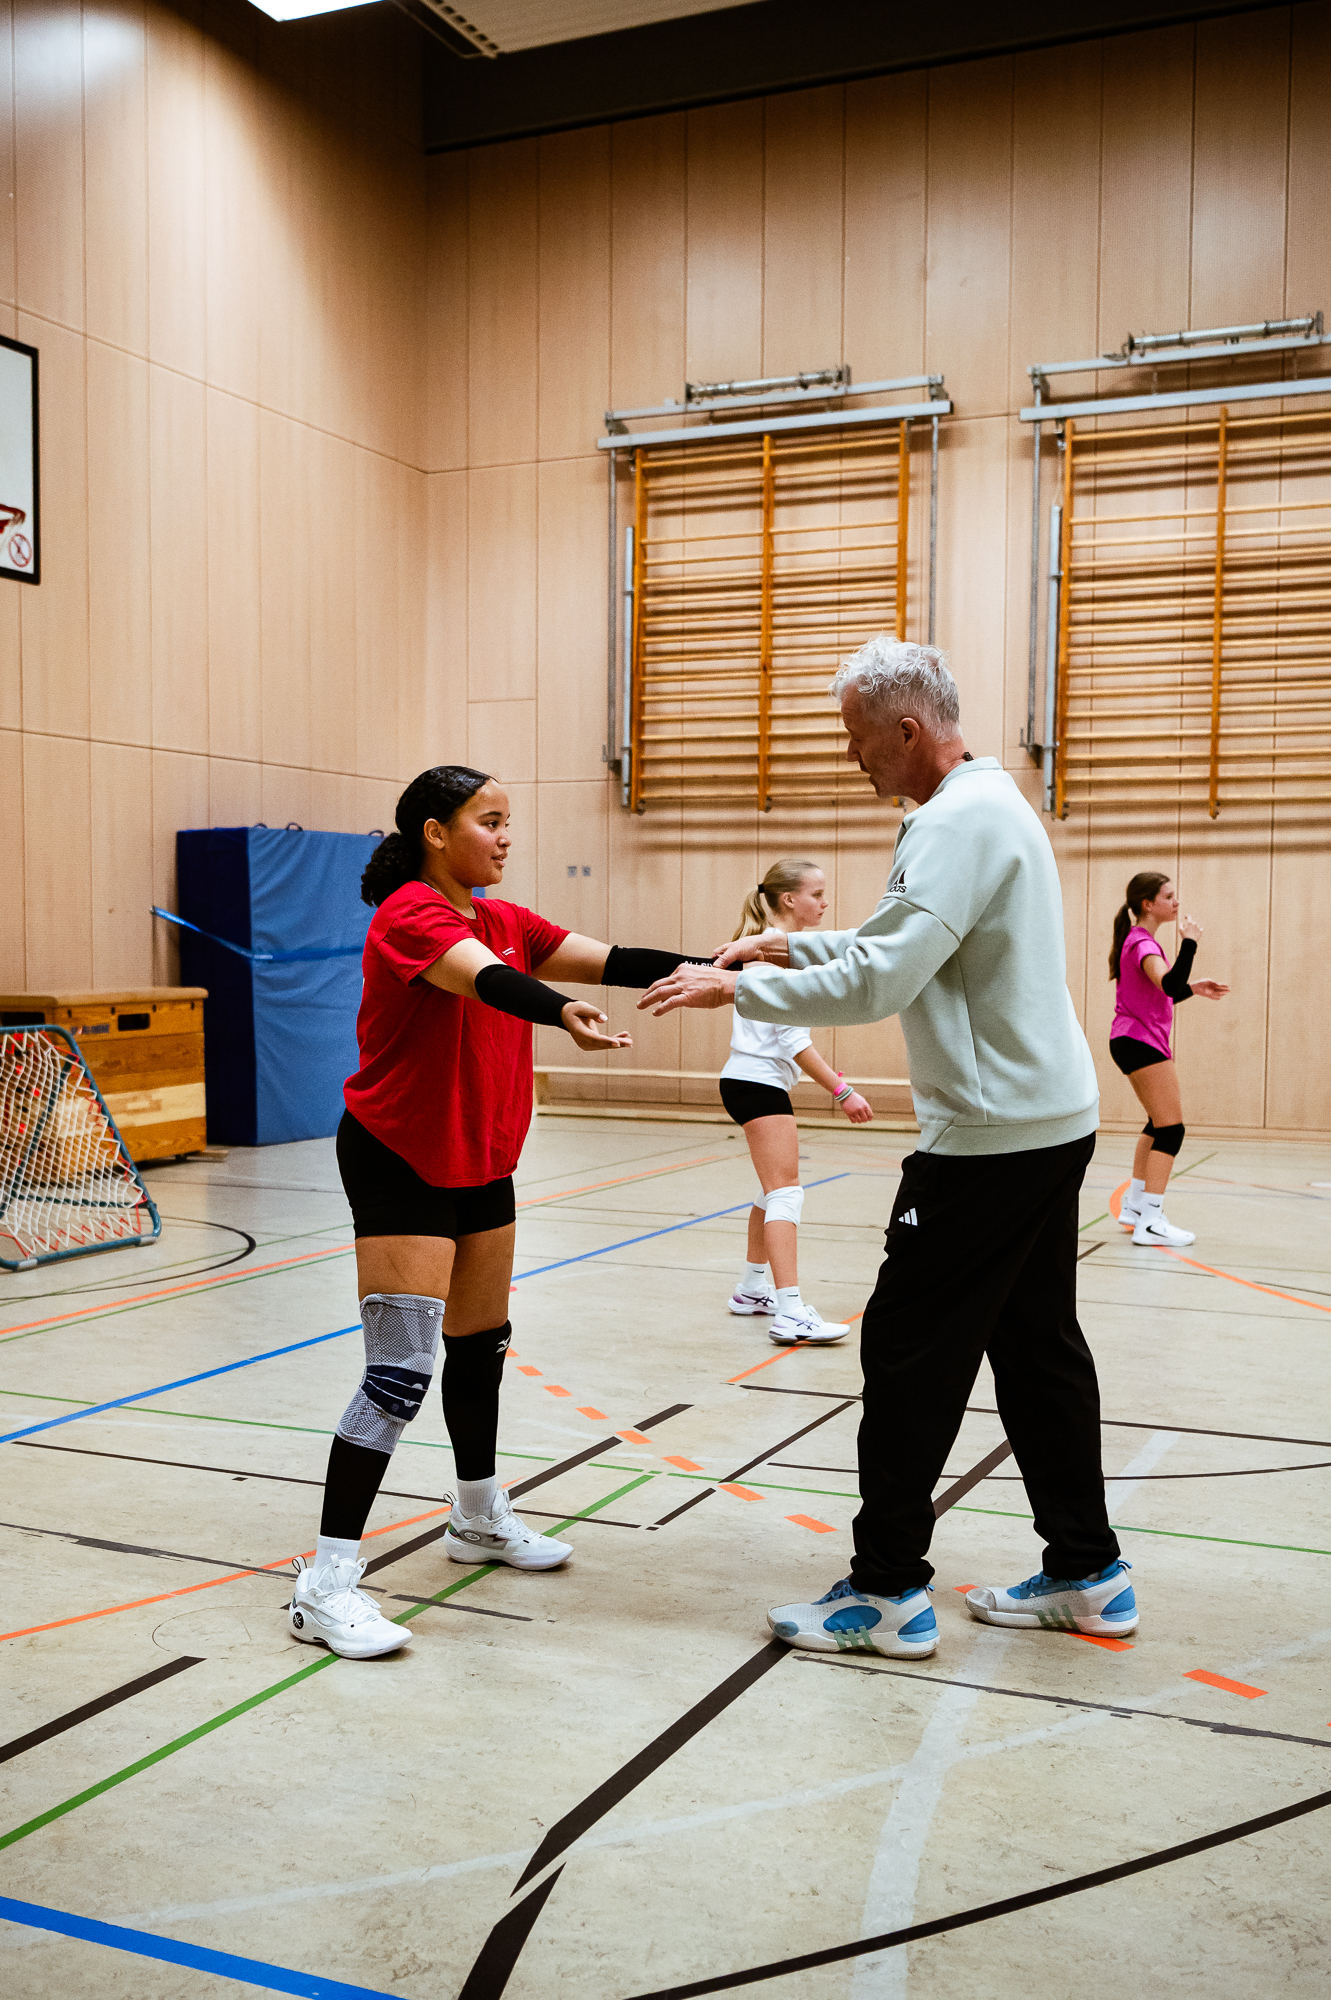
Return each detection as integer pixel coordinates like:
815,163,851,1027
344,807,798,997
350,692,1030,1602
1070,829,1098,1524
510,1173,851,1284
0,1893,394,1998
0,1328,357,1446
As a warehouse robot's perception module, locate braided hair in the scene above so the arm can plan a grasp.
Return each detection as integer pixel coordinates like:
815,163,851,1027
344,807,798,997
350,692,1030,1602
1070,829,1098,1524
360,766,492,907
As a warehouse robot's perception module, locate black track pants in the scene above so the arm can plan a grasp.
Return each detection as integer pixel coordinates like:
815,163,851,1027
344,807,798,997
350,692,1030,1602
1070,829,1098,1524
849,1132,1120,1597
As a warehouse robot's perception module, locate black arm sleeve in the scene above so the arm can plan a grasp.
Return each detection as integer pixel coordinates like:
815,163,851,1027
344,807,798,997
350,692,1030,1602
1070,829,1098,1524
601,946,715,988
1161,935,1196,1001
473,963,576,1029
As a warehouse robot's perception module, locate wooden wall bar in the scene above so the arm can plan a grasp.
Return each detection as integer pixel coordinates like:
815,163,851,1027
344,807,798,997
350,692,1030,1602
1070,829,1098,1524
3,3,1328,1133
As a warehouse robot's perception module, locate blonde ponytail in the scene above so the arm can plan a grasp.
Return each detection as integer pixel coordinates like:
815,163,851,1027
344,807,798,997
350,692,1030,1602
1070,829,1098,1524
733,857,820,940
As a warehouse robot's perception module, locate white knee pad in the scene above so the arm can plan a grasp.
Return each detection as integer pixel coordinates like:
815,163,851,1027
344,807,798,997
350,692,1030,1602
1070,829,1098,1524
336,1292,444,1456
752,1189,768,1212
762,1184,804,1227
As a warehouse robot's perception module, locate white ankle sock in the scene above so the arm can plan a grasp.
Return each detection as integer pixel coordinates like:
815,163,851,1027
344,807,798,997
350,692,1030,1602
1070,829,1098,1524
1128,1177,1145,1202
1141,1191,1164,1215
457,1474,499,1518
739,1261,769,1291
775,1285,802,1312
314,1534,359,1576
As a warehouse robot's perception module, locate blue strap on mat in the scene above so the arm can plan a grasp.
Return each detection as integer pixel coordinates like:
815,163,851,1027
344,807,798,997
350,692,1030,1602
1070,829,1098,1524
151,908,361,963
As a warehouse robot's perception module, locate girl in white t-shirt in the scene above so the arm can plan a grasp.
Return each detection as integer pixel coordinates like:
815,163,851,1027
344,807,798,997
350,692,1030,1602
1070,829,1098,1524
721,858,873,1344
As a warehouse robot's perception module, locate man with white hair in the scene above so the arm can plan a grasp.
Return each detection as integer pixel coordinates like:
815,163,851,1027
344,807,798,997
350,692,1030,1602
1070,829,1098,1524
640,637,1136,1657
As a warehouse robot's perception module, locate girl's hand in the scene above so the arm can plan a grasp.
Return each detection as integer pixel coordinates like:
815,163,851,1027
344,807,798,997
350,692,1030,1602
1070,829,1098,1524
841,1091,874,1124
1192,978,1229,1000
1178,914,1203,941
713,929,789,970
561,1001,633,1051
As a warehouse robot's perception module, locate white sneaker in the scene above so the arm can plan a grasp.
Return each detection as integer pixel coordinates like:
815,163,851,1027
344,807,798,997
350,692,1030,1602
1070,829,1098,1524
1118,1196,1144,1230
768,1578,938,1657
769,1302,850,1345
443,1493,573,1569
287,1554,410,1658
966,1559,1138,1637
1132,1211,1194,1247
729,1284,777,1316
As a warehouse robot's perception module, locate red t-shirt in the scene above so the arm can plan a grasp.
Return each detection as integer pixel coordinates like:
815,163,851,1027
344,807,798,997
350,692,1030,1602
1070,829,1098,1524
343,883,568,1187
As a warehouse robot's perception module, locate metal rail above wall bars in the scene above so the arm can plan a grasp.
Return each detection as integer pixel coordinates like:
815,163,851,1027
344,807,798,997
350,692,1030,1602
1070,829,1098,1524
1019,314,1331,820
598,368,951,812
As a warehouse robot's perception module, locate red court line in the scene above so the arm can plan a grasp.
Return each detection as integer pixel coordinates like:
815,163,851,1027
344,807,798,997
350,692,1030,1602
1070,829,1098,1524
0,1503,453,1647
1185,1668,1266,1699
1159,1247,1331,1315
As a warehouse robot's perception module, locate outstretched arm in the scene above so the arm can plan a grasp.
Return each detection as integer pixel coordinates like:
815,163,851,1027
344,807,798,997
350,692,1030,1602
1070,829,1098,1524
421,939,630,1052
533,934,713,986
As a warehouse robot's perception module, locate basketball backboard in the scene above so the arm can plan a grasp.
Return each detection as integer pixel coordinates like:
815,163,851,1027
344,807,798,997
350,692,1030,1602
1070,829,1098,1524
0,335,39,585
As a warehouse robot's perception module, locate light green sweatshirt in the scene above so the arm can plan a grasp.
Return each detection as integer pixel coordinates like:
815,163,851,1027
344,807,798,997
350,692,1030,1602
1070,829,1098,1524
734,757,1099,1156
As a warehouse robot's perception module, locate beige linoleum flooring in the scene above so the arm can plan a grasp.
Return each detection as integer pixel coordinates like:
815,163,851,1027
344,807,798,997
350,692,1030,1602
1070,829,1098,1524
2,1118,1329,1997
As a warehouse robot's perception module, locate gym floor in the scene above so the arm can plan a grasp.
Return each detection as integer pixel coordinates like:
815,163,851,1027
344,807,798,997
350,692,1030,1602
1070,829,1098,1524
2,1116,1330,1997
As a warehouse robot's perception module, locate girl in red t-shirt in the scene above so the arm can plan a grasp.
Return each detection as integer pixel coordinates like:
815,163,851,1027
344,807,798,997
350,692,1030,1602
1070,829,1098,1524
288,765,707,1659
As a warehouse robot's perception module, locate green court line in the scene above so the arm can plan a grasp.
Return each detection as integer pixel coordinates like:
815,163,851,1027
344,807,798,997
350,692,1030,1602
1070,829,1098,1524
951,1504,1331,1559
0,1477,651,1857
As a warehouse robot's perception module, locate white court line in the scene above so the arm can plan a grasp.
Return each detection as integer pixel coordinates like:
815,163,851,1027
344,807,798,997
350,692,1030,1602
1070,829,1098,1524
1104,1430,1180,1513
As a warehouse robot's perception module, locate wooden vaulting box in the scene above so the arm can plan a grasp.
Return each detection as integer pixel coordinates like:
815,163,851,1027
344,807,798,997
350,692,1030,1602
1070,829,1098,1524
0,989,208,1163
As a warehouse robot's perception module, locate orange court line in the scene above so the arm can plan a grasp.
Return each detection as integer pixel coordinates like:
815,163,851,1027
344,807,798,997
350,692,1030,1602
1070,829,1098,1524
787,1513,835,1533
1109,1180,1129,1226
721,1482,762,1501
0,1155,725,1345
1160,1246,1331,1315
1184,1668,1266,1698
664,1455,703,1472
1077,1634,1134,1651
545,1385,571,1398
618,1429,652,1445
517,1365,542,1377
0,1243,352,1342
0,1501,454,1647
725,1307,867,1385
577,1406,607,1420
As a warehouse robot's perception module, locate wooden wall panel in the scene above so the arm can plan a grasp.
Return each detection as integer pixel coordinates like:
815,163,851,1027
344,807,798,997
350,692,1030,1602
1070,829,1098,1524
149,364,208,752
86,340,152,747
537,454,608,782
467,462,537,703
203,28,261,405
1098,26,1195,345
1190,11,1290,327
24,731,92,987
14,0,84,330
761,85,844,378
145,0,207,378
685,97,764,387
18,314,89,738
207,386,262,764
538,126,610,463
1265,838,1331,1129
843,71,927,382
470,700,535,785
150,747,208,983
609,112,686,411
1286,2,1331,315
259,408,312,773
425,153,469,473
0,730,24,985
91,739,153,986
1010,42,1102,412
1170,840,1271,1127
424,469,469,754
0,1,16,309
467,139,538,467
309,427,359,777
84,0,148,356
924,58,1014,418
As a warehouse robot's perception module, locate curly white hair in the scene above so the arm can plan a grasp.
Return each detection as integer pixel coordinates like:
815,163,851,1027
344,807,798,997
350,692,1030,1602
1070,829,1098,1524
830,637,960,735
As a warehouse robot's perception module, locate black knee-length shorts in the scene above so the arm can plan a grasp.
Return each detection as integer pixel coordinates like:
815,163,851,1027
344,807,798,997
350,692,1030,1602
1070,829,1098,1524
336,1111,515,1240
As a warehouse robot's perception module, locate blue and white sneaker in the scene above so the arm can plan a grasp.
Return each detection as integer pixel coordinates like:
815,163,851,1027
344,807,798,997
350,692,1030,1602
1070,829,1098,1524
965,1559,1138,1636
767,1577,937,1656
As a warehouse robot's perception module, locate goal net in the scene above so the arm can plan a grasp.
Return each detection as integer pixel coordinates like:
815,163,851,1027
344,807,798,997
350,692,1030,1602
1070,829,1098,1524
0,1027,160,1271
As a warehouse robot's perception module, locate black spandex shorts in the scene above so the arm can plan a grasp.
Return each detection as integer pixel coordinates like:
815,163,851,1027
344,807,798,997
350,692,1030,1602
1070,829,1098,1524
720,1077,794,1125
1109,1036,1171,1077
336,1111,516,1240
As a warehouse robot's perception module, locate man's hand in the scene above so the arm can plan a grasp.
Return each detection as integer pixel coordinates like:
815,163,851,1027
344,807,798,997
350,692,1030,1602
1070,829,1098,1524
637,967,739,1017
713,928,790,970
561,1000,633,1051
1191,978,1229,1000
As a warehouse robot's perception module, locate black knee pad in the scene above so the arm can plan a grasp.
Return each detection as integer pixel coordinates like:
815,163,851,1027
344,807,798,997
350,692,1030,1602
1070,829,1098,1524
1142,1120,1155,1137
442,1321,511,1396
1149,1122,1184,1157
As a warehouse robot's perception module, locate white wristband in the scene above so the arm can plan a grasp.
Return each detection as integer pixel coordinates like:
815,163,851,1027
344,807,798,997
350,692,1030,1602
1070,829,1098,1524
833,1081,854,1103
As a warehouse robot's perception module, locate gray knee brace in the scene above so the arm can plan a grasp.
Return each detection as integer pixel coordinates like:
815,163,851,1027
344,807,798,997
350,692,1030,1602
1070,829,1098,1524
336,1292,444,1456
1149,1122,1185,1158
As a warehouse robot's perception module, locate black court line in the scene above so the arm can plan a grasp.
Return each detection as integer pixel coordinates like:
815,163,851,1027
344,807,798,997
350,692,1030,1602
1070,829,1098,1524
0,1657,203,1766
931,1438,1012,1514
455,1431,1012,1996
520,1508,642,1527
15,1439,455,1507
1076,1242,1104,1260
390,1597,533,1623
778,1457,1331,1483
620,1786,1331,1997
648,1400,858,1528
0,1517,289,1576
456,1867,565,2000
792,1657,1331,1751
511,1640,789,1895
362,1403,690,1579
749,1386,1331,1453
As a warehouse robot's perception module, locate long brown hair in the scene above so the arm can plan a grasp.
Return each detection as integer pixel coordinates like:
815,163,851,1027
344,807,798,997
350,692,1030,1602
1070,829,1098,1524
733,857,820,940
1109,871,1170,980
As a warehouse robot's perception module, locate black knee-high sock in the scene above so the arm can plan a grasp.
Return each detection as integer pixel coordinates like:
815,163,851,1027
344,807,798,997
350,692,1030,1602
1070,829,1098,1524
319,1434,392,1541
441,1323,510,1480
